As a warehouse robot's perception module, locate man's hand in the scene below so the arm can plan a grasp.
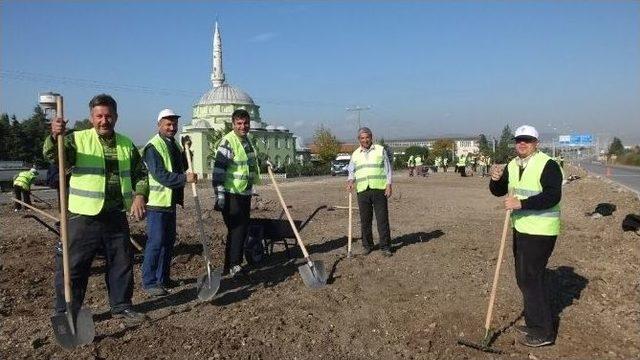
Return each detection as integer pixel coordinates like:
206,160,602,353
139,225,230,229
490,164,506,181
384,184,393,198
504,196,522,210
214,189,225,211
346,180,354,192
186,172,198,183
51,117,66,138
181,135,192,148
130,195,146,220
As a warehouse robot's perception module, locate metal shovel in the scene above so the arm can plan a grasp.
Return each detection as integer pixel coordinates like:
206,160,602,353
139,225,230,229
45,94,95,348
266,163,327,288
457,208,511,354
184,143,221,301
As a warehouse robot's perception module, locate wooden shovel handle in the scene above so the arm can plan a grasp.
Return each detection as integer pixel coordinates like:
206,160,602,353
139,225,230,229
266,165,311,259
348,192,353,253
484,206,512,332
55,96,72,304
12,198,58,222
183,144,212,263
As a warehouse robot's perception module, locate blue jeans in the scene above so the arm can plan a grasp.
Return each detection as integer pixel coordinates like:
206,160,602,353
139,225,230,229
142,210,176,289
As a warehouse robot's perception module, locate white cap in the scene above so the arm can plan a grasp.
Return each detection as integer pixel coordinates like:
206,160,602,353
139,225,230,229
514,125,539,140
30,167,37,173
157,108,180,123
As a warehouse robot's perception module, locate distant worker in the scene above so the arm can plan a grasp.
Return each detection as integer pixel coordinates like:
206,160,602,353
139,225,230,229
434,156,442,173
442,157,448,172
457,154,468,177
212,109,261,277
407,155,415,177
347,127,393,257
13,167,38,211
489,125,562,347
415,155,423,177
141,109,197,297
44,94,149,324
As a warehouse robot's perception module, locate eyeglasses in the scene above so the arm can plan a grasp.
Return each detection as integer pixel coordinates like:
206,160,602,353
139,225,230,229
514,137,536,144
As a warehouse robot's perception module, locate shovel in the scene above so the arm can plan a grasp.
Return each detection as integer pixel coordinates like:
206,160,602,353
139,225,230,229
266,163,327,288
458,207,512,354
347,192,353,258
184,142,221,301
48,95,95,348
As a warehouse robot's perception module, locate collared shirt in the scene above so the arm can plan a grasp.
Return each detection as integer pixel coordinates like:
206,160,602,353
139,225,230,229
43,131,148,213
515,151,536,168
143,134,187,211
347,144,393,184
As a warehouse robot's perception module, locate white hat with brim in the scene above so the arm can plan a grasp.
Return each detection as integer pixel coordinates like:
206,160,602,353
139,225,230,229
513,125,539,140
157,108,180,123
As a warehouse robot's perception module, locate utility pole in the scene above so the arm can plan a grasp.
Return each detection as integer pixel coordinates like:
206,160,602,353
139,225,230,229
346,106,371,130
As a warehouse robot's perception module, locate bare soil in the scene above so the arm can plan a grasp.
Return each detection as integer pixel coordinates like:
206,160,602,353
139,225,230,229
1,167,639,359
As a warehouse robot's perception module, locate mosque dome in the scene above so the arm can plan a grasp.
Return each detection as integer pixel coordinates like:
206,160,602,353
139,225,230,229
276,126,288,132
197,84,255,106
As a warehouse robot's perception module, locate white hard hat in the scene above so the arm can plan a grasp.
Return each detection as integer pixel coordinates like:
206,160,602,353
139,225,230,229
157,108,180,123
514,125,539,140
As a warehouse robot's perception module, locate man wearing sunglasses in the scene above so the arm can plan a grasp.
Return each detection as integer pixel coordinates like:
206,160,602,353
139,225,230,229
489,125,563,347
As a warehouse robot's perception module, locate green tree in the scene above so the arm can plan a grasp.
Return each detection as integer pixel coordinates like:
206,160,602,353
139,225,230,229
430,138,455,163
608,137,625,156
494,125,515,164
0,113,11,159
20,106,50,167
74,118,92,130
313,125,341,164
478,134,492,156
7,115,27,161
405,146,429,159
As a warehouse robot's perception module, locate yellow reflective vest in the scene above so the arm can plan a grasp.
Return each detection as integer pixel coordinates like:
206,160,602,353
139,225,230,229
13,171,36,190
145,134,182,207
507,152,561,236
352,145,387,193
68,129,134,216
220,131,260,194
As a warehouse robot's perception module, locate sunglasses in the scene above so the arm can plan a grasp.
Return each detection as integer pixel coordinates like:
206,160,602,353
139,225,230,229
514,137,536,144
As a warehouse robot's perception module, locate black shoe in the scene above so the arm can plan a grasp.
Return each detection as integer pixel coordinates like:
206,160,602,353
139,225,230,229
163,279,183,289
112,309,149,324
519,334,554,347
514,325,531,335
144,286,169,297
381,249,393,257
360,247,372,256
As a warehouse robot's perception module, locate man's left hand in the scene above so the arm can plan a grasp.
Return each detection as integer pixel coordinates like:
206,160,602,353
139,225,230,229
130,195,146,220
384,184,393,198
504,196,521,210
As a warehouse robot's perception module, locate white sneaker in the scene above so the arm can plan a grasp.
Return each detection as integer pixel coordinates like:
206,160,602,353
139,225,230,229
229,265,243,276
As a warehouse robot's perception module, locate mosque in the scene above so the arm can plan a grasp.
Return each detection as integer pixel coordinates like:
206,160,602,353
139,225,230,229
181,22,297,177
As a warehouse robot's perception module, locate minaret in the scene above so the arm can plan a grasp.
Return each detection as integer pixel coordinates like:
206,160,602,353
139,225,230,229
211,22,225,88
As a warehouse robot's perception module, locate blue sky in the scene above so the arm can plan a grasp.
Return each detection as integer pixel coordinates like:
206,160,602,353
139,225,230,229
2,1,639,145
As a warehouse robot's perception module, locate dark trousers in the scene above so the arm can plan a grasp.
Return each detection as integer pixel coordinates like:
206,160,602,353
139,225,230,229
357,188,391,250
142,210,176,289
222,193,251,271
13,186,31,209
54,211,134,314
513,229,557,338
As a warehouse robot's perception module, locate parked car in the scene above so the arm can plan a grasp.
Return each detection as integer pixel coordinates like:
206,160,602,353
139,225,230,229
330,154,351,176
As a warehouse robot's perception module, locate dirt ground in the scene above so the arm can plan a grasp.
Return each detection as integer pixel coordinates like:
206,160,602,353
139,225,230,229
1,166,639,359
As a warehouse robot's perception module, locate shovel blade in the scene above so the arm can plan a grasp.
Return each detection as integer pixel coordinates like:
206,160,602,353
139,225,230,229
298,260,328,288
457,338,502,354
50,308,95,348
196,267,222,301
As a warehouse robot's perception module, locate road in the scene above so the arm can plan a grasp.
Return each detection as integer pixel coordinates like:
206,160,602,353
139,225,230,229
577,160,640,194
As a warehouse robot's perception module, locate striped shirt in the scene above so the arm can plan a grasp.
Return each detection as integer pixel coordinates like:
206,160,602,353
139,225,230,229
212,134,256,196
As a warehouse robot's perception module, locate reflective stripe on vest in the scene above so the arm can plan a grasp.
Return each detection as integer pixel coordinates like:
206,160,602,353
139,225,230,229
221,131,260,194
352,146,387,193
507,152,561,236
68,129,134,215
145,134,182,207
13,171,35,190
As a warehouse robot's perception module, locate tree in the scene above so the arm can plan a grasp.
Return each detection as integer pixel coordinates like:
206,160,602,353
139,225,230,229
405,146,428,159
478,134,492,156
0,113,10,159
74,118,92,130
494,125,515,164
608,137,625,156
430,138,455,163
20,106,50,167
313,125,341,164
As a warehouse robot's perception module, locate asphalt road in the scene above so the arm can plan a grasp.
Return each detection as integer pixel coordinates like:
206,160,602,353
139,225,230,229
577,160,640,194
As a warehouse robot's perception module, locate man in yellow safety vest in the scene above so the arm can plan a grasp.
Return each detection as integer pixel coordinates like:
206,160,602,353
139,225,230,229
347,127,393,257
489,125,562,347
44,94,149,324
12,167,38,211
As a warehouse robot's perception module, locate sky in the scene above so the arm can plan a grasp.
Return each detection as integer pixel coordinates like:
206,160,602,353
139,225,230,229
2,1,639,145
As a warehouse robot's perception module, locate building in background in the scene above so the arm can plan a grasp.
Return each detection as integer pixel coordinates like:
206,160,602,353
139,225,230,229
181,22,296,176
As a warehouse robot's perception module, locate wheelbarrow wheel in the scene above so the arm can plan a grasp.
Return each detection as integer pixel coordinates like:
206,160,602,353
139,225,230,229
244,225,266,265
